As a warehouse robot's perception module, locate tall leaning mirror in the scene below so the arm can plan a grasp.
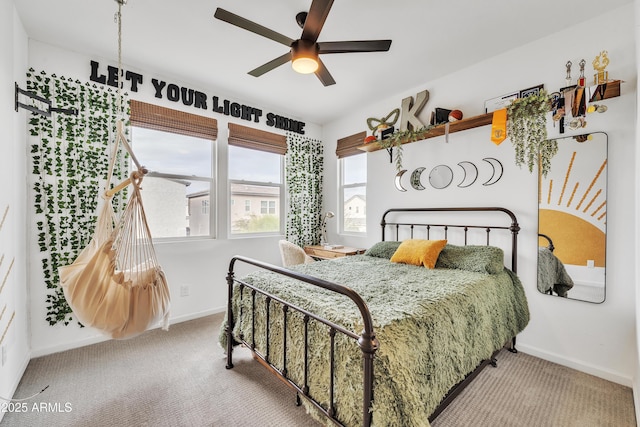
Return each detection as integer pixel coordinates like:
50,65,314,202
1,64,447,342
537,132,607,303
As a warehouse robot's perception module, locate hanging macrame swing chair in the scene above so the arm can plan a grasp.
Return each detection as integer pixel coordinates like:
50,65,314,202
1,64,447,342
58,0,170,339
59,120,170,339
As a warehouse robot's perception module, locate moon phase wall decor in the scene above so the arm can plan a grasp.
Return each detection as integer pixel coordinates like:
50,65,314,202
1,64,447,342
410,167,426,190
393,159,504,192
482,157,504,186
429,165,454,189
394,169,408,192
457,161,478,188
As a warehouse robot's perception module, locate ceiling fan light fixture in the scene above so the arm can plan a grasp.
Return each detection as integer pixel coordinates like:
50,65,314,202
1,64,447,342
292,57,318,74
291,40,319,74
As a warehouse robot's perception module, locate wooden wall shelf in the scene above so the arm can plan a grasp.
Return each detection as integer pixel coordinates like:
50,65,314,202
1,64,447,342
590,79,620,101
357,113,493,153
357,79,621,154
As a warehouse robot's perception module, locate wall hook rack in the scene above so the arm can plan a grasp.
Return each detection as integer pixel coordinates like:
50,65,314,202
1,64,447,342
14,83,78,117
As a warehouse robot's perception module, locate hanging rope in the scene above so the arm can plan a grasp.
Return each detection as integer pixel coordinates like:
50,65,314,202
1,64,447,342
58,0,170,339
109,0,144,188
117,1,124,118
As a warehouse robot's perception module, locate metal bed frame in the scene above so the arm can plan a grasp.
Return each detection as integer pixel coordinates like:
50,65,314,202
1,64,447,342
539,233,555,252
538,233,556,295
224,207,521,426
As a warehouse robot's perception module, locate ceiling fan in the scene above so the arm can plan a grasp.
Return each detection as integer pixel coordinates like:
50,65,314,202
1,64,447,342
213,0,392,86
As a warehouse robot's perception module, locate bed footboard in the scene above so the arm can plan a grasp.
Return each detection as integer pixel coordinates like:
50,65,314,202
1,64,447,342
225,255,378,427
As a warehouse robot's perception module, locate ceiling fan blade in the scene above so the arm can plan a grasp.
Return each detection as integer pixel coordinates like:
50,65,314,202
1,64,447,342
318,40,392,54
214,8,294,47
301,0,334,42
314,57,336,86
248,52,292,77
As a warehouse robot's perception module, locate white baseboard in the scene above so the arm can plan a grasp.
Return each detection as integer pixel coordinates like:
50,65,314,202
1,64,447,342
169,307,225,324
0,352,31,424
634,382,640,427
517,343,632,387
31,332,111,358
31,307,226,358
634,357,640,427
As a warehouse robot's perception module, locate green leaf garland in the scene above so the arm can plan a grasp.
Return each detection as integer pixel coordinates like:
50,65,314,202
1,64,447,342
27,69,130,326
376,125,436,172
285,132,324,247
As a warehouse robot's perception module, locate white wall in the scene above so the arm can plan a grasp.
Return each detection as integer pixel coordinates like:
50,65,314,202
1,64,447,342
634,0,640,420
0,1,30,420
24,41,322,356
323,5,637,386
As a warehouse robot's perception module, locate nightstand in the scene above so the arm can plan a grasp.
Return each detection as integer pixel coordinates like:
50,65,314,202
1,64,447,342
304,245,366,260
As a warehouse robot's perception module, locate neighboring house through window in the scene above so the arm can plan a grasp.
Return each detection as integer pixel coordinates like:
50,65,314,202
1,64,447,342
130,100,216,239
228,123,285,235
336,131,367,234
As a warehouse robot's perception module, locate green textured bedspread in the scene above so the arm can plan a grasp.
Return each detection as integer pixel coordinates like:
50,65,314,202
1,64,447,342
221,255,530,427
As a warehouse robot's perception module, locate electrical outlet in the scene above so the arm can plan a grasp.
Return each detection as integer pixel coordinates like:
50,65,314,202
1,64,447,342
587,260,595,268
1,345,7,367
180,285,190,297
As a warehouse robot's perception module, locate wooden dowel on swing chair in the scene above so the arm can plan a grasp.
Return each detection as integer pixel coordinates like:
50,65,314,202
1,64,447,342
105,177,131,197
105,168,147,197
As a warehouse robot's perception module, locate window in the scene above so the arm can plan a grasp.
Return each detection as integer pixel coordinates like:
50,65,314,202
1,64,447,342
337,131,367,234
130,100,217,239
261,200,276,214
340,154,367,233
229,146,282,234
228,123,286,235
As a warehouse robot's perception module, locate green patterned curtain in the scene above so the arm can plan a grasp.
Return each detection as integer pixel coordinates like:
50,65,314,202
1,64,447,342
26,69,130,326
285,132,324,247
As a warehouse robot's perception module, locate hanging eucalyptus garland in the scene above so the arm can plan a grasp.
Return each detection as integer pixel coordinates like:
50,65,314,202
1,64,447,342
285,132,324,247
27,69,130,326
377,124,435,172
506,91,557,177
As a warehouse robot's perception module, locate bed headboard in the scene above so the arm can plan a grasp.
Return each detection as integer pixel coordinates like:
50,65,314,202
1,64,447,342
538,233,555,252
380,207,520,272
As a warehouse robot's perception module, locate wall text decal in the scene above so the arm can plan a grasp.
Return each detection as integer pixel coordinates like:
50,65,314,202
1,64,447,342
89,60,306,134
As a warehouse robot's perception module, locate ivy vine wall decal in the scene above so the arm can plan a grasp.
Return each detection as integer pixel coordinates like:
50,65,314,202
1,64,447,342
285,132,324,247
26,69,130,326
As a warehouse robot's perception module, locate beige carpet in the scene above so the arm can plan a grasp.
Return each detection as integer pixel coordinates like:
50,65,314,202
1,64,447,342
432,350,636,427
2,313,635,427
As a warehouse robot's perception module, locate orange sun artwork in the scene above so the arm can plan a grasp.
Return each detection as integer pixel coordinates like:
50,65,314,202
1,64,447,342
538,137,606,267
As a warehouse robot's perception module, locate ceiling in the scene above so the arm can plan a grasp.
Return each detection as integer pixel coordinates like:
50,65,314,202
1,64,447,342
14,0,633,125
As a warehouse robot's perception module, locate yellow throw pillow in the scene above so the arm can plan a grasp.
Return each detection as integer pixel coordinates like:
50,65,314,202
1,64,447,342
390,239,448,269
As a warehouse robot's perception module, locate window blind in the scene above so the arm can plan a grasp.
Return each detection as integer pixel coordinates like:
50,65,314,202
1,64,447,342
336,131,366,158
227,123,287,155
130,100,218,140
